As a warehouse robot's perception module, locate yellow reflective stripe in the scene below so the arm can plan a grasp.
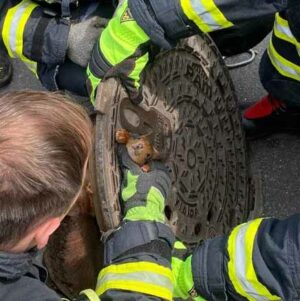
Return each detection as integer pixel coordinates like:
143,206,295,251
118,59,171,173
180,0,211,32
275,13,288,28
273,13,300,48
98,271,173,297
2,0,37,73
16,2,37,64
228,219,280,300
268,39,300,82
80,289,100,301
245,219,280,300
96,279,172,300
180,0,233,33
98,261,173,281
97,261,173,300
99,270,172,285
200,0,233,29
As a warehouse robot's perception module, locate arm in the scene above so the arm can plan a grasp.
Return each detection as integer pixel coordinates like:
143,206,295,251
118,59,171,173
129,0,289,50
174,215,300,300
95,146,175,301
87,0,290,103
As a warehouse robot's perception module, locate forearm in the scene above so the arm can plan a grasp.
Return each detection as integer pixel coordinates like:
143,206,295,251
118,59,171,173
96,221,175,301
191,215,300,300
129,0,289,49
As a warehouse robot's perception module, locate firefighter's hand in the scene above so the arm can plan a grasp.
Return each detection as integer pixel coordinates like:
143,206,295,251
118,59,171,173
68,16,106,68
118,145,171,222
86,0,150,105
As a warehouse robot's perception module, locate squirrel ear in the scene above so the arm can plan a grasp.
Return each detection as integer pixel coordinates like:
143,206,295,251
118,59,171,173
116,129,130,144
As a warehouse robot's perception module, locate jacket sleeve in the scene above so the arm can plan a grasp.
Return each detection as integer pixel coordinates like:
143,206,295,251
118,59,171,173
95,221,175,301
128,0,291,49
191,214,300,300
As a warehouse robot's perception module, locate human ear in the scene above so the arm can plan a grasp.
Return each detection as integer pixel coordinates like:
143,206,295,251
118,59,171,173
34,217,61,250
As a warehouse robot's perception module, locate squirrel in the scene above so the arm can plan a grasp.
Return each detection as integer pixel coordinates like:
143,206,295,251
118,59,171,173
116,129,159,172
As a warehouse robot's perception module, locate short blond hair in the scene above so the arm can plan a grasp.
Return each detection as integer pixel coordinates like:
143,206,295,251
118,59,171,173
0,91,92,245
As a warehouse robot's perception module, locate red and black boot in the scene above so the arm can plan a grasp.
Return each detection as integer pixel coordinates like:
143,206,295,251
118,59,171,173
242,94,300,139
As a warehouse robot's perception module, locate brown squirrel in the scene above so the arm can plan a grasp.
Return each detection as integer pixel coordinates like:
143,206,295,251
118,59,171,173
116,129,159,172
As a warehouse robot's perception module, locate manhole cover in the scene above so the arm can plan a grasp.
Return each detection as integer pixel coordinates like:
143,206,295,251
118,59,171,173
93,35,253,244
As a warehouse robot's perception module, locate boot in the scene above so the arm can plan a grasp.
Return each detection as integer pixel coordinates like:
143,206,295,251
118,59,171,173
241,94,300,139
0,50,12,89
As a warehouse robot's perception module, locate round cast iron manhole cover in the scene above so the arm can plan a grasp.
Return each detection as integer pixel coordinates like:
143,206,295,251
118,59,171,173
93,34,253,244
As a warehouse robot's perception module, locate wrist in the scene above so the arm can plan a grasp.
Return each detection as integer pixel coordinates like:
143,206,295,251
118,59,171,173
103,221,175,266
177,256,197,299
124,186,166,222
124,203,165,222
172,242,205,300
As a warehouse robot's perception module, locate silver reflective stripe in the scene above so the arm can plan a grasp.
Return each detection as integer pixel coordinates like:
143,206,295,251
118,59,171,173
233,224,270,301
274,14,300,58
97,270,173,291
8,1,31,56
274,22,294,40
189,0,220,31
268,40,300,81
270,51,300,77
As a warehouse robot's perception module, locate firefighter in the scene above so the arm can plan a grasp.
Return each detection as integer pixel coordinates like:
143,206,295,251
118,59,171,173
86,0,300,139
242,8,300,138
0,0,114,96
0,0,292,106
98,143,300,301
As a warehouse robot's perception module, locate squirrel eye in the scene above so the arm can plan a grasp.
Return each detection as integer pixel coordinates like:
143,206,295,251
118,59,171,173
146,153,151,158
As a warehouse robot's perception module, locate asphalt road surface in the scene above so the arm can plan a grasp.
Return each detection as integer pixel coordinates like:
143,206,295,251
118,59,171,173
2,35,300,220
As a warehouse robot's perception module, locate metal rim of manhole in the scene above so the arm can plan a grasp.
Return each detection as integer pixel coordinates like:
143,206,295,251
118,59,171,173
93,34,254,244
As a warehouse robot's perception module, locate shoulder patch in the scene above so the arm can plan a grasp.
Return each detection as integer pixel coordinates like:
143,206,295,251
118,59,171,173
121,8,134,22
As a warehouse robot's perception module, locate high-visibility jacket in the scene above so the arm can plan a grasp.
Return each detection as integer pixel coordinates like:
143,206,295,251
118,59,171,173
267,10,300,83
97,215,300,301
0,214,299,301
128,0,291,50
0,0,74,69
0,0,103,90
191,214,300,300
126,0,300,104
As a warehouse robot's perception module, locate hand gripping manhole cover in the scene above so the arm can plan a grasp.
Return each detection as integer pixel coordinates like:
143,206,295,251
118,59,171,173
92,35,254,244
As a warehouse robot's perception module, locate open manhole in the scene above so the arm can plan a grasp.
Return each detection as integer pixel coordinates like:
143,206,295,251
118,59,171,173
93,34,254,244
44,179,103,298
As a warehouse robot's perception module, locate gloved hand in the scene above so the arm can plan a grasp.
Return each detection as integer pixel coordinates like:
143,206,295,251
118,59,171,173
67,17,107,68
118,145,171,222
86,0,150,104
172,241,206,300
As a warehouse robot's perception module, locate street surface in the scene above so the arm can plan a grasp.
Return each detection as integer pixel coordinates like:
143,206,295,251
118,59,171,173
3,35,300,219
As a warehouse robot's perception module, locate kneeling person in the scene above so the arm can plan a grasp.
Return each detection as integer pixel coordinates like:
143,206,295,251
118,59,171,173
0,91,97,300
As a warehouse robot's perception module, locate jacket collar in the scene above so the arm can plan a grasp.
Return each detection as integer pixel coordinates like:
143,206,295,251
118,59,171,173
0,248,40,280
